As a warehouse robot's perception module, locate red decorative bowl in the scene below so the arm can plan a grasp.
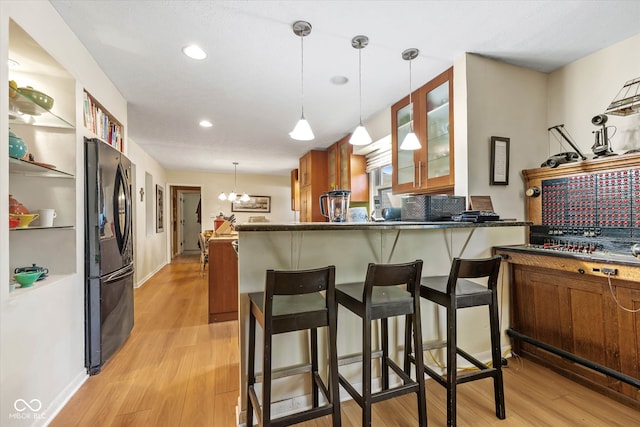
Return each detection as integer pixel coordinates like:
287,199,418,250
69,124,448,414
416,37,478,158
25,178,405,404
9,217,20,228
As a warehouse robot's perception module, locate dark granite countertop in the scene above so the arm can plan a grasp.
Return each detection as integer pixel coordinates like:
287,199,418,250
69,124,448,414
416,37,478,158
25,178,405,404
494,244,640,267
236,221,532,232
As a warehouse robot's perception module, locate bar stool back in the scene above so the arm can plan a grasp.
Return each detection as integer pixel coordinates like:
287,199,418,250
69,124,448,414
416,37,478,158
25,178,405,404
247,266,341,427
336,260,426,426
411,255,504,426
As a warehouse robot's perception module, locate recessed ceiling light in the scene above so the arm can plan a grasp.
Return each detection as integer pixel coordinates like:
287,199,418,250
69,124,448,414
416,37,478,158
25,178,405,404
330,75,349,85
199,120,213,128
182,45,207,60
8,58,20,68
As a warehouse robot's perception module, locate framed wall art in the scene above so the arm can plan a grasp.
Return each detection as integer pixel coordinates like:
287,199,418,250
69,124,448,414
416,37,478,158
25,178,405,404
231,195,271,213
490,136,510,185
156,184,164,232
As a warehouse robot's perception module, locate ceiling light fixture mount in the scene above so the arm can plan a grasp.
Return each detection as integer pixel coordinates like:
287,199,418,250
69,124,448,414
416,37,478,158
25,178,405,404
400,48,421,151
218,162,250,202
349,35,372,146
289,20,315,141
182,44,207,60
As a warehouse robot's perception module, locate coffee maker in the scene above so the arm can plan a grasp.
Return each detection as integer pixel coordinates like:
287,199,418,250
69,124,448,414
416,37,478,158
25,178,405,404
320,190,351,222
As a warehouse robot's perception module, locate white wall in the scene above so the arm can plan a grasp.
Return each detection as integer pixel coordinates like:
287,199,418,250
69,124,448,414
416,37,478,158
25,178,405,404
129,139,168,287
547,33,640,154
0,2,128,426
166,170,294,230
458,53,548,220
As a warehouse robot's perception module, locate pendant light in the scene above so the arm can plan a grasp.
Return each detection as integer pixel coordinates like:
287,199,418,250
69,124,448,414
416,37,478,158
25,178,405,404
218,162,250,202
289,21,315,141
400,48,421,150
349,35,372,146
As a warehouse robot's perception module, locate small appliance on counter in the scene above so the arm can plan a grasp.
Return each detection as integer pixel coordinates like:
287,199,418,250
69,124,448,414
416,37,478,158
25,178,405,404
320,190,351,222
401,195,466,221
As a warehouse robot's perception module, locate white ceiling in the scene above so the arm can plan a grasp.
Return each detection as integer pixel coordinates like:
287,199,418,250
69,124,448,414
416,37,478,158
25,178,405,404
49,0,640,176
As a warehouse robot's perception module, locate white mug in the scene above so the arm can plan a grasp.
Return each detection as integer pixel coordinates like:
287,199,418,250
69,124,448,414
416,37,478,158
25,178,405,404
38,209,57,227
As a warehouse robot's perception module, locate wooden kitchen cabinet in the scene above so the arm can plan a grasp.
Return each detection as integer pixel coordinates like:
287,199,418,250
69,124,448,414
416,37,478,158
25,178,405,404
495,248,640,409
327,143,338,190
290,168,300,211
391,67,454,194
208,237,238,323
326,136,369,201
338,136,368,202
298,150,328,222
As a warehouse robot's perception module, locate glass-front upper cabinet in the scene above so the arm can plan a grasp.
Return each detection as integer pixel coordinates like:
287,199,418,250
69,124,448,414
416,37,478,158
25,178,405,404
422,67,454,190
391,67,454,194
391,99,420,193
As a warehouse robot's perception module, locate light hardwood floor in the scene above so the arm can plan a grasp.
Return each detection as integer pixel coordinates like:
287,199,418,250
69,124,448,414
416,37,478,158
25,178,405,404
51,256,639,426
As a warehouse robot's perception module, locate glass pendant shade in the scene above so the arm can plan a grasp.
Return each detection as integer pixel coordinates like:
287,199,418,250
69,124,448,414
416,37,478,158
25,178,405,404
240,193,251,202
218,192,227,201
289,116,315,140
227,192,237,202
350,123,372,145
400,130,421,150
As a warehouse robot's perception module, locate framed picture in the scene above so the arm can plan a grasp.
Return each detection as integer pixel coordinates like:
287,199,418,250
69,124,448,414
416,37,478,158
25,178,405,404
231,195,271,213
490,136,510,185
156,185,164,232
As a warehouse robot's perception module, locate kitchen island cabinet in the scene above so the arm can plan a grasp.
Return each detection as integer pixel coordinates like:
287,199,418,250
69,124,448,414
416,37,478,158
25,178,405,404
233,220,529,424
208,236,238,323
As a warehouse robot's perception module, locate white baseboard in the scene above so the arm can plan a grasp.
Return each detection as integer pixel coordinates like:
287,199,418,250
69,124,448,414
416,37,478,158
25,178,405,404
134,262,167,288
42,369,88,427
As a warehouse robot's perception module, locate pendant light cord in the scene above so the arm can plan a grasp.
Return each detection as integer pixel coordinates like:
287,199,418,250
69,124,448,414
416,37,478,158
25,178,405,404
358,45,363,125
300,33,305,118
408,57,413,131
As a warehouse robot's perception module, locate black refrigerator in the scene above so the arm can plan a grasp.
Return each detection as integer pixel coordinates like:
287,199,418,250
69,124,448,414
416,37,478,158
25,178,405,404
84,137,134,375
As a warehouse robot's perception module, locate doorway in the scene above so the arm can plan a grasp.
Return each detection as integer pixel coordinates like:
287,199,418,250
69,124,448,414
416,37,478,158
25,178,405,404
170,185,201,258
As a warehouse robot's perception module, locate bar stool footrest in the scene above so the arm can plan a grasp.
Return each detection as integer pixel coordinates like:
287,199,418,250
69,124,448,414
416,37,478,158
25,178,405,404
270,404,336,427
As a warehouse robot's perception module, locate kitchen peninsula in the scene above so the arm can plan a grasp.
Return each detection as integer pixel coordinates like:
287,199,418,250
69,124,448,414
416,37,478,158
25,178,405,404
234,220,530,423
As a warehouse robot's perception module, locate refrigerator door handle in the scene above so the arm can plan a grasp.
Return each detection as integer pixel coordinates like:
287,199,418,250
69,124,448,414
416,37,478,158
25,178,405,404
105,263,135,284
113,162,132,255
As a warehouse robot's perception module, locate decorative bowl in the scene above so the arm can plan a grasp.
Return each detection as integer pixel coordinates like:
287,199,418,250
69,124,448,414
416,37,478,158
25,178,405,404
9,131,28,159
9,213,39,228
15,264,49,281
17,86,54,111
14,271,43,287
9,217,20,228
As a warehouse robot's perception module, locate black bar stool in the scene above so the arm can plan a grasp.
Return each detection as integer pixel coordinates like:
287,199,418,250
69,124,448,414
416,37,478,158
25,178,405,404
335,260,427,426
247,266,341,427
409,255,505,426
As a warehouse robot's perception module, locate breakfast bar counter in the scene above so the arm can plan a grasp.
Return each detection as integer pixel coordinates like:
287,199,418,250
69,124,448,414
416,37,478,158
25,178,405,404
233,221,530,425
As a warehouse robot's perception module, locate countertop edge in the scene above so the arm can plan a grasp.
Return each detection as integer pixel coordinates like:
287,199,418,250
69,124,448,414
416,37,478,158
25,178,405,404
236,221,532,232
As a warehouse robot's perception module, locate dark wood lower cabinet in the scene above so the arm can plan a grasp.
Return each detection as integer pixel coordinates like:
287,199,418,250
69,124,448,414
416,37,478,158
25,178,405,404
495,248,640,409
208,237,238,323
